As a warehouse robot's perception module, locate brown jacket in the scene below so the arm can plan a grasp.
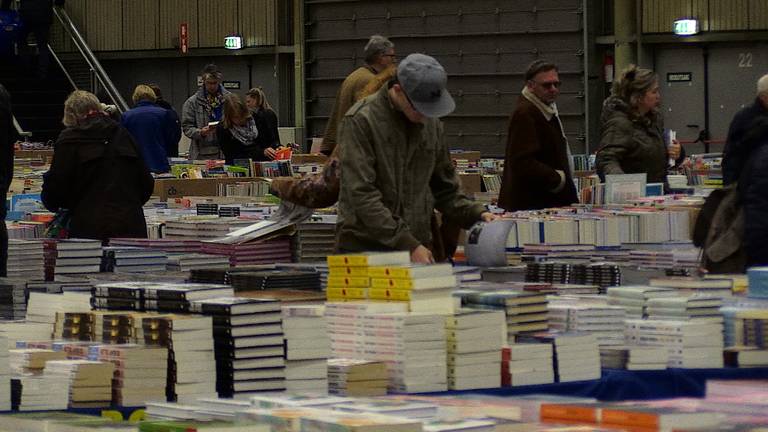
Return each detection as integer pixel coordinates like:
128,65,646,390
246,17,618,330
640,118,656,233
320,65,377,155
498,96,578,211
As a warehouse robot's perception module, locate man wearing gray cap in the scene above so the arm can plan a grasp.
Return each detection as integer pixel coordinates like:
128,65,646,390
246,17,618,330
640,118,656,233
319,35,396,156
336,53,497,264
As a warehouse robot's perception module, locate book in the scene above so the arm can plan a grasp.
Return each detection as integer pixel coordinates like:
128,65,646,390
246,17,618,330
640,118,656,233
327,251,411,267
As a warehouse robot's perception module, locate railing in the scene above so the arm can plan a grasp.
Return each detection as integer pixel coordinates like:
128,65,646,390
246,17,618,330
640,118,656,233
52,6,128,113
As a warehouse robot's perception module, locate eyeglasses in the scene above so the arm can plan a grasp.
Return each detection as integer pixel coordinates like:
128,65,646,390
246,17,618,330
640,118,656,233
531,80,562,90
382,53,397,59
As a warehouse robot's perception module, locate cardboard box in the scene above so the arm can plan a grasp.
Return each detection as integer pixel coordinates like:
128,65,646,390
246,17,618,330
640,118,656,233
291,153,328,165
152,177,268,201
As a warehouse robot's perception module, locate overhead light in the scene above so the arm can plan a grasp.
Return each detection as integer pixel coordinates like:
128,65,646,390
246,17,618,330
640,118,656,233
673,19,699,36
224,35,243,50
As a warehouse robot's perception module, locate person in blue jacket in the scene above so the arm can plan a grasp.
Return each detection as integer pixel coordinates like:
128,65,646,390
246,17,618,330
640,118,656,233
121,85,181,173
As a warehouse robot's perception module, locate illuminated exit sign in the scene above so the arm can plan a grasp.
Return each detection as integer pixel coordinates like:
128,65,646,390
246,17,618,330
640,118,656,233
674,19,699,36
224,35,243,50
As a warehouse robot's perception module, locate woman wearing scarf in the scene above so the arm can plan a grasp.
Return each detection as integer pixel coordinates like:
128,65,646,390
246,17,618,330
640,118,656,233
181,64,231,160
217,94,273,164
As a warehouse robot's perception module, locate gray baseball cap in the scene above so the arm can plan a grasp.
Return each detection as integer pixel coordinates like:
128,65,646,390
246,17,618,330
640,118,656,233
397,53,455,118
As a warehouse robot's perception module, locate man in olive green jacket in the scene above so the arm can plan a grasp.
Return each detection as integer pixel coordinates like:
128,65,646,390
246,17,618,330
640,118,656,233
336,54,496,264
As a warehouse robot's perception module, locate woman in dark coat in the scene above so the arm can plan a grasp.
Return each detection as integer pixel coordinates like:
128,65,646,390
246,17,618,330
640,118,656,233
245,87,281,156
741,119,768,267
42,90,154,241
596,65,683,184
217,94,273,164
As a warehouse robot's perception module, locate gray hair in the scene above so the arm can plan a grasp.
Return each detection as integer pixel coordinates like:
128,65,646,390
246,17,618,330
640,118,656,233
364,35,394,65
758,74,768,96
62,90,103,127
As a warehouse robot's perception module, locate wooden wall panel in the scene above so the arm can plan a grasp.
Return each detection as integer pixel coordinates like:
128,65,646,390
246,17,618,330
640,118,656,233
86,0,122,51
50,0,87,53
198,0,237,48
709,0,748,31
122,0,159,50
750,0,768,29
159,0,199,49
238,0,276,47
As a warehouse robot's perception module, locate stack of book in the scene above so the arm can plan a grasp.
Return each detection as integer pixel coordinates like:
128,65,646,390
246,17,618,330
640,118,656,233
607,285,676,318
43,360,114,408
326,251,411,301
143,283,234,314
0,278,27,320
110,238,202,253
143,315,217,403
624,319,725,368
327,358,389,396
368,263,457,314
646,296,724,323
249,393,352,409
165,253,231,272
457,290,548,343
43,239,103,281
548,302,627,346
190,297,285,398
101,246,168,273
201,238,293,267
366,312,448,393
525,283,600,296
93,311,136,343
0,336,9,411
445,309,505,390
26,291,91,326
7,239,44,280
298,410,422,432
599,346,669,370
53,312,94,341
91,282,145,311
0,321,53,347
526,332,601,382
748,266,768,298
741,310,768,348
295,221,336,263
164,218,253,240
228,269,321,292
282,305,329,394
336,399,439,420
649,276,733,298
16,373,70,411
505,343,555,386
96,344,168,406
526,262,622,292
724,346,768,367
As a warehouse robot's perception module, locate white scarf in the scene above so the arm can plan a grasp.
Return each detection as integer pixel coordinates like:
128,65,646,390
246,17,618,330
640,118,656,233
522,86,575,175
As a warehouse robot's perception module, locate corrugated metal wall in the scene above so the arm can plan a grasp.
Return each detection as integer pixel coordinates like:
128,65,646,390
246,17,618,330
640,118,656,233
303,0,587,157
50,0,276,52
642,0,768,33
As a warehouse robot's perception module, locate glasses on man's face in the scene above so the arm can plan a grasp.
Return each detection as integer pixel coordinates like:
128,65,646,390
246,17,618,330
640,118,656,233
532,80,562,90
382,53,397,60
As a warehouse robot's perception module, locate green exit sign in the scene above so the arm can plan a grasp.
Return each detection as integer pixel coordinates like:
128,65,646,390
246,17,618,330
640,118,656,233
224,35,243,50
674,19,699,36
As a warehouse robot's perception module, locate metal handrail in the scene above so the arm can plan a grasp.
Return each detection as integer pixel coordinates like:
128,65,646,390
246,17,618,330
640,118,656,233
47,44,78,91
52,6,128,113
12,115,32,140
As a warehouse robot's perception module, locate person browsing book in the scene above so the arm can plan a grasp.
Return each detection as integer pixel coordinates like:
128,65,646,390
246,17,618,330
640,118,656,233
181,64,230,160
498,60,578,211
41,90,154,241
245,87,281,158
336,53,497,264
217,94,274,164
596,65,683,184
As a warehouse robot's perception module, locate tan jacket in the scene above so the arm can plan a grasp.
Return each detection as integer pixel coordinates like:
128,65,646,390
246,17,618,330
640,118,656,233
336,86,486,252
320,65,377,155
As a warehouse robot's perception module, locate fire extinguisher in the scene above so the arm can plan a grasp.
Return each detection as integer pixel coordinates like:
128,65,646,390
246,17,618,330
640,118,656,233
604,54,615,83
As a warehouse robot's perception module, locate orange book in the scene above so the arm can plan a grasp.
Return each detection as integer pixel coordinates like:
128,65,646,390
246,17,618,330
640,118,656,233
540,403,601,424
600,407,722,431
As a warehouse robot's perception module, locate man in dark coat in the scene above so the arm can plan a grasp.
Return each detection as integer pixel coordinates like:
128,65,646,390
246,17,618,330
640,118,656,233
148,84,181,157
740,118,768,267
498,60,578,212
722,73,768,185
0,84,17,276
1,0,65,77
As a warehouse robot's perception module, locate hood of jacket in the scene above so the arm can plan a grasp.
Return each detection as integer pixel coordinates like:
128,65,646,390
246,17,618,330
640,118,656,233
57,116,139,159
601,95,662,131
